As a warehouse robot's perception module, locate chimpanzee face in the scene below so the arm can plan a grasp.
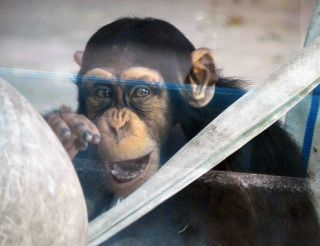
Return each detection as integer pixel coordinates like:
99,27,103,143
74,18,217,197
80,66,173,196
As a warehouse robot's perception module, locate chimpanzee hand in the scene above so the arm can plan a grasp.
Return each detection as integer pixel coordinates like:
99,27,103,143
45,106,101,159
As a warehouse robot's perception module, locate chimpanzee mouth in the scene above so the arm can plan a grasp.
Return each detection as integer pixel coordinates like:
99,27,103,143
108,153,151,183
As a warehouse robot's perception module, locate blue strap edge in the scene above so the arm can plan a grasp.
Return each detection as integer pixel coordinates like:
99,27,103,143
302,85,320,168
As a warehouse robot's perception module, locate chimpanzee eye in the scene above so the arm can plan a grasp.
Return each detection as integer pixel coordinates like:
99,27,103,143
94,87,112,98
132,87,150,98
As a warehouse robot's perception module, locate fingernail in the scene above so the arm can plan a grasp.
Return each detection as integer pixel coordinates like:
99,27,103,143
93,135,101,144
60,128,71,138
80,141,88,151
82,131,93,142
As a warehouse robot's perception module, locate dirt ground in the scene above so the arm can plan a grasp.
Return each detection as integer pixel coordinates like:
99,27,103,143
0,0,317,111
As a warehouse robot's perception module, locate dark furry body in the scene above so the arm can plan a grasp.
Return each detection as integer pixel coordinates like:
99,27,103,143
180,78,305,177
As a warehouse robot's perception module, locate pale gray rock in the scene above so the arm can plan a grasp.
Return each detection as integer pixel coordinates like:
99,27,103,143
0,78,88,246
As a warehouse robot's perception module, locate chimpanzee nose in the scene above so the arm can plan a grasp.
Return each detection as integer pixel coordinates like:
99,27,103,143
107,109,129,140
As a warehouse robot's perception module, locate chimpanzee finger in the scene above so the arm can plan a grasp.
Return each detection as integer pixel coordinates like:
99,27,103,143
61,113,94,143
92,134,101,144
74,138,89,151
62,134,77,150
77,115,101,144
46,113,72,142
62,135,85,159
58,106,100,144
65,139,80,159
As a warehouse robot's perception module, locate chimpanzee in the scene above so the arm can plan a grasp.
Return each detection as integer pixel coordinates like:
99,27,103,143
46,18,319,245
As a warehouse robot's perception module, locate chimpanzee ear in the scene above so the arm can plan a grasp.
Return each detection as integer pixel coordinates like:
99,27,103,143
184,48,218,108
74,51,84,67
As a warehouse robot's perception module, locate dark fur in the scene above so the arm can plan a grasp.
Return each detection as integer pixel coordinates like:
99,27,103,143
179,77,305,177
73,17,318,245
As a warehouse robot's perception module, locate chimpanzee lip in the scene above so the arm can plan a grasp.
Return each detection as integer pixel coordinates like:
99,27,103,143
107,153,151,183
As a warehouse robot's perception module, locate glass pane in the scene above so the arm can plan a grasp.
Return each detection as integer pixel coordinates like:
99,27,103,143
1,1,319,245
